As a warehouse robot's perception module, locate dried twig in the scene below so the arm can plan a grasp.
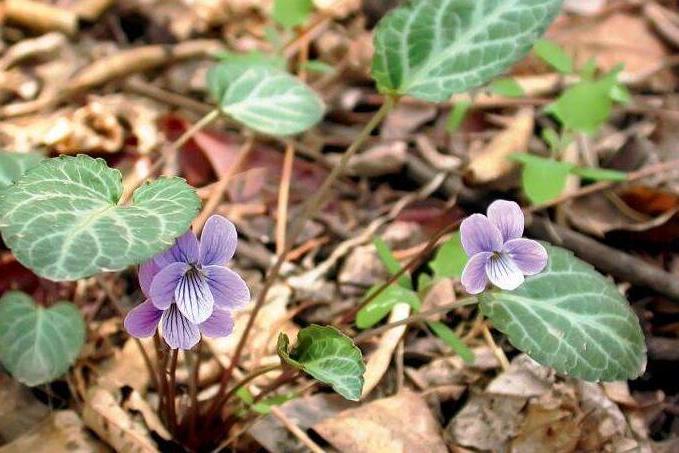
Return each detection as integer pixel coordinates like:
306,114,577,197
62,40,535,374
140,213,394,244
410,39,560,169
528,217,679,301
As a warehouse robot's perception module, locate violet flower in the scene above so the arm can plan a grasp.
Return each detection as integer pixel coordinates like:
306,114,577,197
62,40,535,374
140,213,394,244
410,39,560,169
460,200,548,294
124,215,250,349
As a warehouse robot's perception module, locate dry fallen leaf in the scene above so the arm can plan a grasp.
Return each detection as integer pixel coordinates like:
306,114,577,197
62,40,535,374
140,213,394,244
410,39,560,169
448,355,650,452
466,107,534,184
82,387,160,452
550,13,675,91
0,410,105,453
0,373,49,443
361,302,410,398
566,190,678,238
315,389,448,453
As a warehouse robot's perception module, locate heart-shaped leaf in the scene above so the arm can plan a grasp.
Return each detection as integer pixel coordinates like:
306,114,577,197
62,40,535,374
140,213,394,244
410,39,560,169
0,151,44,189
207,62,325,136
480,244,646,382
511,153,574,205
371,0,563,102
0,291,85,386
0,155,200,281
277,325,365,400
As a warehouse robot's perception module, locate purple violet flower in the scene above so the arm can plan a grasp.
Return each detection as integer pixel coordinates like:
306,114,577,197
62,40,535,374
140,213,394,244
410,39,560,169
124,215,250,349
460,200,548,294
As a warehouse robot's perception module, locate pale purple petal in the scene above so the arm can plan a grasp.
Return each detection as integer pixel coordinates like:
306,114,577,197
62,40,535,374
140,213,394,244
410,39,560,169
155,230,200,267
486,252,524,291
124,300,162,338
160,304,200,350
199,309,234,338
150,262,190,309
200,215,238,266
487,200,524,242
139,260,161,297
503,238,548,276
203,265,250,309
461,252,492,295
175,268,214,324
460,214,503,256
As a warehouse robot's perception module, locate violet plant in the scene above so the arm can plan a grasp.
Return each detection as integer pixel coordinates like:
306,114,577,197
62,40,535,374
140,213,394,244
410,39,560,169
124,215,249,350
0,0,647,450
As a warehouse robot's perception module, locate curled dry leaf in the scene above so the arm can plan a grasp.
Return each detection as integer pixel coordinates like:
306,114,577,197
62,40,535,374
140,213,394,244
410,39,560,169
361,302,410,398
314,389,447,453
466,107,534,184
82,387,162,452
566,189,678,238
448,355,649,452
1,95,162,154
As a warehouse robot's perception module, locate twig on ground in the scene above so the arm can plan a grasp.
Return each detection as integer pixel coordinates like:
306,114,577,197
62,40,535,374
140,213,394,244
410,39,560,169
528,217,679,301
354,298,478,343
269,406,325,453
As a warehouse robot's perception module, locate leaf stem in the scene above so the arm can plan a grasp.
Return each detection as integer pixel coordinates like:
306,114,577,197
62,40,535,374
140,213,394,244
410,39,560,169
187,341,202,443
353,297,479,343
339,217,464,325
167,348,179,433
222,364,282,406
206,96,396,418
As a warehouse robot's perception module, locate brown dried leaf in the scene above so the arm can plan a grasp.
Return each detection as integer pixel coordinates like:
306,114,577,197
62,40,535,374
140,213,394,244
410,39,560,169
82,387,160,452
566,190,678,237
315,390,447,453
551,13,675,91
0,373,49,442
361,302,410,398
0,411,105,453
466,107,534,184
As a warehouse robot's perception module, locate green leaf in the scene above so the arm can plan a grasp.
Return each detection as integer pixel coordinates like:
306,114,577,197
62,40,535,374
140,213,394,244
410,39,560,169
533,39,573,74
609,84,631,104
0,155,200,281
480,244,646,382
373,237,411,289
273,0,313,28
511,153,574,204
216,50,286,70
578,58,598,80
489,78,525,98
207,62,325,136
427,321,474,363
541,127,562,154
277,325,365,401
571,166,627,182
417,272,434,292
446,100,471,133
546,69,622,134
0,151,44,189
429,231,467,280
0,291,85,386
371,0,563,102
356,284,421,329
302,59,336,74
